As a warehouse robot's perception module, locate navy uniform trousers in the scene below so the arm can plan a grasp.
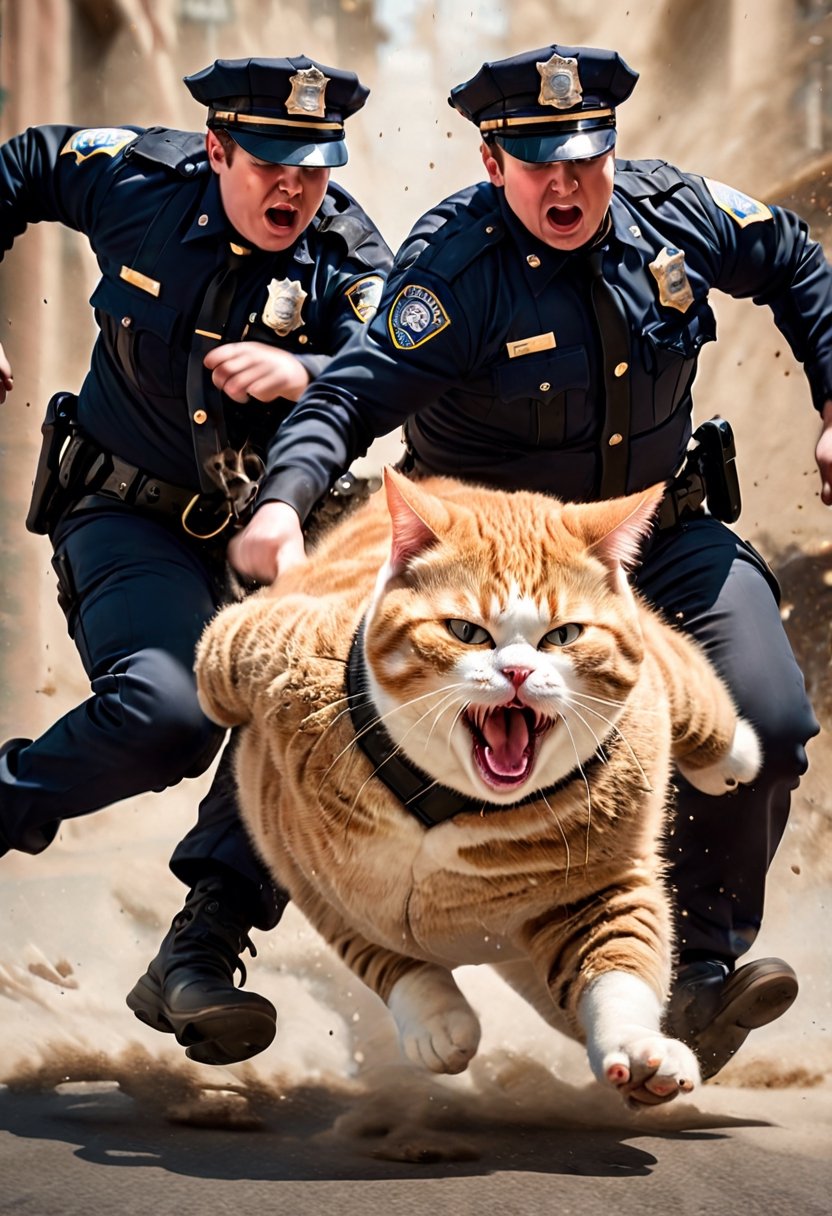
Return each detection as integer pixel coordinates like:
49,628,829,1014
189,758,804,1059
0,498,817,956
1,503,283,929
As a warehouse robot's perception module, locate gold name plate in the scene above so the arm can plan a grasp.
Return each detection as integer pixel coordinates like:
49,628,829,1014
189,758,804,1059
506,331,556,359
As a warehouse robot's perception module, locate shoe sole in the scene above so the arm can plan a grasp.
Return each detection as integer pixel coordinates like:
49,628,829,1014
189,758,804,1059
694,961,798,1081
126,973,276,1066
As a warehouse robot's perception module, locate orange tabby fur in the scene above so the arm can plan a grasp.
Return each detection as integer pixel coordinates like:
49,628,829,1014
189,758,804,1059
195,471,760,1105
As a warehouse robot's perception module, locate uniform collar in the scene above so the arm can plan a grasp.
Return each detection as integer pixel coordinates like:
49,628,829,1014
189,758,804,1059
181,173,314,265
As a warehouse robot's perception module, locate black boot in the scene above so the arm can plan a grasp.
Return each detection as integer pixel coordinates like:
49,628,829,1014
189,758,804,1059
665,957,798,1080
126,876,277,1065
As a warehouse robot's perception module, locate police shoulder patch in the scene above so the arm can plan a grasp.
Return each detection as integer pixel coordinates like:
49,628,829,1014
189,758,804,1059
60,128,138,165
388,283,450,350
345,274,384,323
704,178,772,227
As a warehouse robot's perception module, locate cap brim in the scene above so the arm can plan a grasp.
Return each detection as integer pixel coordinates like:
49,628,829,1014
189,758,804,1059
494,127,615,164
229,129,347,167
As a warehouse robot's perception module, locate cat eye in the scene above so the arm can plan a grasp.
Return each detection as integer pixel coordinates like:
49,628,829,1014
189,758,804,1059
541,623,584,647
446,619,492,646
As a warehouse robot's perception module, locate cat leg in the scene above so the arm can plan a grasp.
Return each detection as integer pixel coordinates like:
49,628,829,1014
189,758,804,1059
388,965,482,1075
676,716,761,796
578,971,700,1106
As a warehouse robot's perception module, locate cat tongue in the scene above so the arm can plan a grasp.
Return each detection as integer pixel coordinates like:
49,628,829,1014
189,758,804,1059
482,708,531,777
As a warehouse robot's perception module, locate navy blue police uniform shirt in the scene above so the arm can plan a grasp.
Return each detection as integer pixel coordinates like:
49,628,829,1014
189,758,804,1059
259,158,832,521
0,123,392,489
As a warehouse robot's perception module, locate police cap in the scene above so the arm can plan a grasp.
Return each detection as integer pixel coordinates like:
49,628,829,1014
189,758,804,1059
184,55,369,168
449,44,638,163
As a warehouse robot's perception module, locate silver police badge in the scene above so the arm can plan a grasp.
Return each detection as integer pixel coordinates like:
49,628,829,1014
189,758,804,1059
286,66,329,118
649,246,694,313
536,52,582,110
262,278,307,336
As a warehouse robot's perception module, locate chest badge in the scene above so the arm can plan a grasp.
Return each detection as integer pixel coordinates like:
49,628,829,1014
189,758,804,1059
649,246,694,313
262,278,307,336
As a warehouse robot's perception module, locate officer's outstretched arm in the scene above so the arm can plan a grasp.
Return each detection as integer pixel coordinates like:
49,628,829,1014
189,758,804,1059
0,342,13,404
816,400,832,507
227,500,306,585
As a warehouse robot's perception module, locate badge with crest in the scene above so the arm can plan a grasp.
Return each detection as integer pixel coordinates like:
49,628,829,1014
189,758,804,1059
388,284,450,350
649,246,694,313
60,128,138,164
286,66,330,119
536,52,582,109
262,278,307,336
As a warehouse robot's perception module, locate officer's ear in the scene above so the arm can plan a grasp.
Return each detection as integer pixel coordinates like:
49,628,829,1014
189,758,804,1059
206,129,228,174
481,141,504,187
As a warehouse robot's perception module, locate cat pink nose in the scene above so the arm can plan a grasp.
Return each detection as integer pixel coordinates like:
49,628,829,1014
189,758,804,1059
503,666,533,689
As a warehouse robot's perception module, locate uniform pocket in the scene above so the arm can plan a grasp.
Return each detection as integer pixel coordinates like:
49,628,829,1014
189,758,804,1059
640,305,716,426
90,279,180,398
493,347,590,444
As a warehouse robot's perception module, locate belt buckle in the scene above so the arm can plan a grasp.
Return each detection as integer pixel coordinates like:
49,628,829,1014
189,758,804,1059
181,494,233,540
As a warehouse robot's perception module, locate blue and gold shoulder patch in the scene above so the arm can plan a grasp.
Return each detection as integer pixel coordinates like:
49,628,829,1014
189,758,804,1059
60,128,138,165
388,283,450,350
345,274,384,323
704,179,772,227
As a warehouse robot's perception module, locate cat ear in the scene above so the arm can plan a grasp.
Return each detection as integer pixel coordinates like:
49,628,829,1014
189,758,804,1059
563,483,666,571
383,467,444,573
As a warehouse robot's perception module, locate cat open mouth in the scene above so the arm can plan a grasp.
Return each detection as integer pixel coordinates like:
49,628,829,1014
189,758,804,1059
465,703,556,791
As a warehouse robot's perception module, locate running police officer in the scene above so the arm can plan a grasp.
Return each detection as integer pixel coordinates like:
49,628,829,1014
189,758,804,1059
226,44,832,1080
0,56,392,1065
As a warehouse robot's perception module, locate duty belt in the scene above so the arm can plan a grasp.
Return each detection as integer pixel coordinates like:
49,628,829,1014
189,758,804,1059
656,468,706,531
63,437,235,540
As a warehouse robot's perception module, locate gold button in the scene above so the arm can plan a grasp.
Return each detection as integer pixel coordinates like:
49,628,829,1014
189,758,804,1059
539,382,551,392
197,214,209,227
526,254,541,268
608,432,623,446
298,334,308,344
614,361,629,377
121,316,132,328
193,409,208,425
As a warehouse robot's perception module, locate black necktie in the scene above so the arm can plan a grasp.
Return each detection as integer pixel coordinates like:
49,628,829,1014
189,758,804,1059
186,241,250,493
587,247,632,499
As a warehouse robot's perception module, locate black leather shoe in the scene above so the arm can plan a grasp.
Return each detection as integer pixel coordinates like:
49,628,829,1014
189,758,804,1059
126,876,277,1065
0,738,60,859
666,957,798,1080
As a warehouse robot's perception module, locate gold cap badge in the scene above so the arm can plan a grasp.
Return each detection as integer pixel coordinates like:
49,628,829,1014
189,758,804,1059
536,53,582,110
262,278,307,336
286,66,330,119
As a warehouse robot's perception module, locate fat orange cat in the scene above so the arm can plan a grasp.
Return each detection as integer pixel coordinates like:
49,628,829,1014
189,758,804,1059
195,471,760,1106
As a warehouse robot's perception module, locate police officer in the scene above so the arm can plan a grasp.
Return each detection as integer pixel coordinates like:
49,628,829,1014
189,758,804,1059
228,45,832,1080
0,57,392,1064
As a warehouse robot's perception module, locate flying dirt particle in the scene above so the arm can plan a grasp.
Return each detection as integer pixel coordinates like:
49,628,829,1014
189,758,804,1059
791,863,801,874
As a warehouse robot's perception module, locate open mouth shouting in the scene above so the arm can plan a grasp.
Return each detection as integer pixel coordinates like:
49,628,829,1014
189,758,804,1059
465,702,558,792
265,205,298,235
546,203,583,236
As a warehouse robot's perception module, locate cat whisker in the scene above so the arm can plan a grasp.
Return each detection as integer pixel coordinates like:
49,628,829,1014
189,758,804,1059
567,687,663,717
557,711,595,867
561,695,652,791
539,789,572,888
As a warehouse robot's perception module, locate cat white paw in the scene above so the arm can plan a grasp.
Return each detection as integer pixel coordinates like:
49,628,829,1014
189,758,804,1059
388,968,482,1075
679,716,762,796
592,1027,700,1107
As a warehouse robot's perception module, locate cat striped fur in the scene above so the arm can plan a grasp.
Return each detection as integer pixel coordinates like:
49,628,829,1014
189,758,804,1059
195,470,760,1106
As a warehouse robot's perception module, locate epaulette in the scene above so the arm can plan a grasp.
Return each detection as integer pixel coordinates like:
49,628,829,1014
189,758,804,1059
409,183,505,284
315,184,378,258
614,158,688,203
123,127,208,178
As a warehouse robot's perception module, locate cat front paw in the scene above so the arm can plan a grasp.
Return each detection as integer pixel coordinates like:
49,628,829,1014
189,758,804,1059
388,968,482,1075
594,1028,700,1107
678,717,762,796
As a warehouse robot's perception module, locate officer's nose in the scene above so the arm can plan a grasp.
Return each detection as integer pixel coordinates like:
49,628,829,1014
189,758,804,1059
274,166,302,198
547,162,578,196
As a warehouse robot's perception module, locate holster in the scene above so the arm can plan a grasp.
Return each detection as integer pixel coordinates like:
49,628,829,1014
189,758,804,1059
25,391,80,535
690,416,741,523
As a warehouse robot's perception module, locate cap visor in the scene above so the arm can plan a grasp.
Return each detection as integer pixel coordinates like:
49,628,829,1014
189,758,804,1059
230,129,347,167
495,127,615,164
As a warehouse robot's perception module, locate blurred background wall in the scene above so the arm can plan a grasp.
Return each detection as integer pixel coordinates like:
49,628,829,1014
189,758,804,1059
0,0,830,744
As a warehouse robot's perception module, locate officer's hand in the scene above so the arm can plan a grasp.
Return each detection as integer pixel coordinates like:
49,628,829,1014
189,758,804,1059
816,400,832,507
204,343,310,405
0,344,14,404
227,500,307,585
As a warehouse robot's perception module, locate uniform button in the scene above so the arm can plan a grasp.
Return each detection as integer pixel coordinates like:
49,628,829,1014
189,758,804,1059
121,316,132,328
183,162,196,175
298,334,308,344
539,381,550,392
614,361,629,377
249,312,258,323
608,432,623,446
526,254,541,268
193,409,208,425
197,213,209,227
485,225,494,234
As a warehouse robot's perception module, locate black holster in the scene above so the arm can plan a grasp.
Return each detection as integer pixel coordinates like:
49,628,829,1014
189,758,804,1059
691,416,742,524
25,392,79,535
